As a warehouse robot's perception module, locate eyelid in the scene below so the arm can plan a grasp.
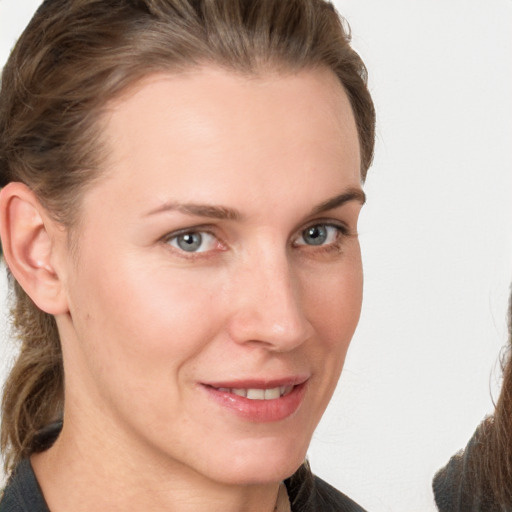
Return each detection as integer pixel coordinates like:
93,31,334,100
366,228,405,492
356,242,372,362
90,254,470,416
295,219,349,237
161,223,218,242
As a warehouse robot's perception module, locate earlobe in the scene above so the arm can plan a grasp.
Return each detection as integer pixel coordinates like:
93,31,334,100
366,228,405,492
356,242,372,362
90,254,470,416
0,182,69,315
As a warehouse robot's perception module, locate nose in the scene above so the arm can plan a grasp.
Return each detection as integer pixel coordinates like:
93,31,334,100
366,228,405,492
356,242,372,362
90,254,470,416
226,246,313,352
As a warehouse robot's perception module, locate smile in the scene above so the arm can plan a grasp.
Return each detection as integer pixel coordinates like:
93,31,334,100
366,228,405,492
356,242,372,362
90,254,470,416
202,379,308,422
215,386,294,400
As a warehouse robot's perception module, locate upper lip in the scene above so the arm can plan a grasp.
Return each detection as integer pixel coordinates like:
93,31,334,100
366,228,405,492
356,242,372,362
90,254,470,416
203,375,309,389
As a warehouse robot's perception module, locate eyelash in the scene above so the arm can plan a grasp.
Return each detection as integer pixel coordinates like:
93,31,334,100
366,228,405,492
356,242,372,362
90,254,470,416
161,221,351,259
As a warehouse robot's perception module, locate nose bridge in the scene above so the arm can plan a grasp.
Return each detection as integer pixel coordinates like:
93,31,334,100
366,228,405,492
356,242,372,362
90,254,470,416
229,241,312,350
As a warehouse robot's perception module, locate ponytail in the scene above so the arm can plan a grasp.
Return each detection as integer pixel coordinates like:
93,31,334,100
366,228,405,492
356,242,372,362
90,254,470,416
1,280,63,473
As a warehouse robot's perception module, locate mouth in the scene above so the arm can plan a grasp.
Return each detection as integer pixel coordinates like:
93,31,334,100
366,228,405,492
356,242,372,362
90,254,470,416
201,378,308,422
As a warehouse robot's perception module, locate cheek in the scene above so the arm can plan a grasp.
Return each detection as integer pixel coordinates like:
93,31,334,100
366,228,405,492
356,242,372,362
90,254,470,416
290,256,362,432
301,250,363,392
305,253,363,344
64,257,230,431
68,254,225,386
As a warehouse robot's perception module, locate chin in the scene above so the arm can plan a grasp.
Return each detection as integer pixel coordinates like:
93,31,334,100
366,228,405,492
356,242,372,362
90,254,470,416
203,437,309,486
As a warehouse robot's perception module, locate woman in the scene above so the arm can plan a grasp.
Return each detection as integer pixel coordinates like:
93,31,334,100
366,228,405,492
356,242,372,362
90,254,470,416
433,287,512,511
0,1,375,511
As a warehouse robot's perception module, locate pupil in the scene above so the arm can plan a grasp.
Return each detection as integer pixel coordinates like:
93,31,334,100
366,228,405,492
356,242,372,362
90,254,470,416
304,225,327,245
177,233,202,252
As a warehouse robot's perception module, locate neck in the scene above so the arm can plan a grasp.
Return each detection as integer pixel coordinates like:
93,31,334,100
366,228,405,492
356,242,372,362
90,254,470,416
31,419,283,512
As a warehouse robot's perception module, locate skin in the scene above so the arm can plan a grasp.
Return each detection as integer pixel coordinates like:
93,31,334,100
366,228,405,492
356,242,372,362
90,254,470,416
21,66,364,512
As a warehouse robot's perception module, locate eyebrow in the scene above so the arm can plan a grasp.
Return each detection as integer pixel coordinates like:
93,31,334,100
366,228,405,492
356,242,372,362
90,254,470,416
145,187,365,220
146,202,243,220
309,187,366,216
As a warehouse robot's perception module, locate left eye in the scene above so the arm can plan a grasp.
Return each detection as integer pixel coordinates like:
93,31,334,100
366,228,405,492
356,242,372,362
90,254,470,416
295,224,343,246
167,231,217,253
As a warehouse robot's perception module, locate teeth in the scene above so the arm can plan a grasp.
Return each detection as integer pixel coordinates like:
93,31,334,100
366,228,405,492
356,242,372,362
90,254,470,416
217,386,293,400
264,387,280,400
246,388,265,400
281,385,293,397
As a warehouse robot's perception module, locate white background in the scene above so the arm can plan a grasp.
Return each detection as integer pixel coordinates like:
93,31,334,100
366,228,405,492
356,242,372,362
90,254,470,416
1,1,511,510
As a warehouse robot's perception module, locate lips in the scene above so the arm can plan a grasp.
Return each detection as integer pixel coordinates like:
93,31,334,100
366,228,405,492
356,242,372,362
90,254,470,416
202,377,308,422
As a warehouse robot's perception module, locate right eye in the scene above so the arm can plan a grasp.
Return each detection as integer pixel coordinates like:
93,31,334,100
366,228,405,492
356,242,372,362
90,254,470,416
166,231,218,253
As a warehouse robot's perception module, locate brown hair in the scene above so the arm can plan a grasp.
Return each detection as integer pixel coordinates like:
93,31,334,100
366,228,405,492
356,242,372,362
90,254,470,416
433,287,512,509
0,0,375,477
469,288,512,505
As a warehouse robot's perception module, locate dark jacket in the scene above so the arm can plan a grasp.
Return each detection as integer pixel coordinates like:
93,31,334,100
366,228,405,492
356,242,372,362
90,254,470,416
1,457,366,512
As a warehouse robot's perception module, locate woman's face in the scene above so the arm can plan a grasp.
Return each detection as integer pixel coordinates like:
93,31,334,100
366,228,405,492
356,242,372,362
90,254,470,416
56,66,364,485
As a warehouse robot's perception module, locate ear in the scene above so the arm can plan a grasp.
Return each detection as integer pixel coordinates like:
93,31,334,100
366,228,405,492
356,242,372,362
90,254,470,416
0,182,69,315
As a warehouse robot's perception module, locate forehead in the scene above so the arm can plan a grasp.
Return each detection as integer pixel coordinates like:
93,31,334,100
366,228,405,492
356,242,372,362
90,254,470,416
104,66,359,154
89,66,361,216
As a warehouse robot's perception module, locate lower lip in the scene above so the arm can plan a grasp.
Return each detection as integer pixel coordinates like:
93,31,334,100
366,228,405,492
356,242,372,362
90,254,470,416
202,382,307,422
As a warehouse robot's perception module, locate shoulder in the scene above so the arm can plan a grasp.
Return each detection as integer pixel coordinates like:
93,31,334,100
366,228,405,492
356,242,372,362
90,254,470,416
0,459,49,512
432,448,466,512
286,465,367,512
